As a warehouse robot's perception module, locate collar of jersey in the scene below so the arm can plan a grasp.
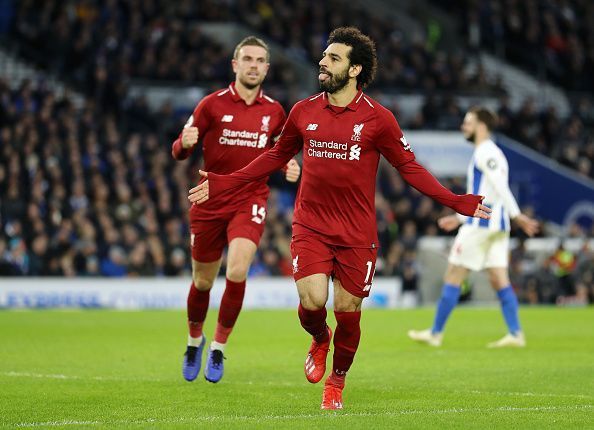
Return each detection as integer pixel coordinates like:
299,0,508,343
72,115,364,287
322,89,364,112
228,82,265,104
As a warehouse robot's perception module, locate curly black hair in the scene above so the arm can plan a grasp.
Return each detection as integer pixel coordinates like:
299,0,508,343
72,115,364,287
327,27,377,89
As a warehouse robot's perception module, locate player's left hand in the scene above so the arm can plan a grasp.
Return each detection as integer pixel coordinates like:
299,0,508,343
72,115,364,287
474,203,492,219
285,159,300,182
188,170,210,204
454,194,492,218
514,213,540,237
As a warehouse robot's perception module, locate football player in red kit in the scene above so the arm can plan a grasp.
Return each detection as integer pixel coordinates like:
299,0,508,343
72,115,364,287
172,36,300,384
188,28,490,407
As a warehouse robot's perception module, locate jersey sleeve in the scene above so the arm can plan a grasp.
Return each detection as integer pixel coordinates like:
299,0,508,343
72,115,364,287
475,149,521,218
269,105,290,173
270,105,287,145
375,108,482,217
208,104,303,195
374,108,416,168
397,160,484,216
171,97,212,160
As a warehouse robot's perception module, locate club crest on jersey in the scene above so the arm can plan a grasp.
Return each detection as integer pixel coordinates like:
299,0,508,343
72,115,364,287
221,115,234,123
351,123,364,141
292,255,299,273
261,115,270,132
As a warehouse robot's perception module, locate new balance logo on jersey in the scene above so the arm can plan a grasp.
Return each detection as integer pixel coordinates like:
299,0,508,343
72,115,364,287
400,135,411,151
306,123,318,131
351,123,364,141
349,144,361,161
221,115,234,122
292,255,299,273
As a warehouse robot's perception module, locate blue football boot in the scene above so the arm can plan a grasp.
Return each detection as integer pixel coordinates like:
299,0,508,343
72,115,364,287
204,347,225,383
182,336,206,381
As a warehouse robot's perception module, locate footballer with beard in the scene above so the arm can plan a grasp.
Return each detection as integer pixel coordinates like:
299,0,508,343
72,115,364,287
188,28,491,409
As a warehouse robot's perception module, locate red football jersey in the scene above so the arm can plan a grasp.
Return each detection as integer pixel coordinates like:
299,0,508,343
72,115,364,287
208,89,482,247
209,90,414,247
172,82,286,219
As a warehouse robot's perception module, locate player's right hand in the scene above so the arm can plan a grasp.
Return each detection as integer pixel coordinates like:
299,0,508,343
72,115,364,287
437,215,462,232
188,170,209,204
182,126,199,149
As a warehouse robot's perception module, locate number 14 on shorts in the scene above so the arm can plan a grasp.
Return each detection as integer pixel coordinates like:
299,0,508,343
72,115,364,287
251,204,266,224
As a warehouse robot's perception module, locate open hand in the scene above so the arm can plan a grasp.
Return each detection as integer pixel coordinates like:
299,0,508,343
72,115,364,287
437,215,462,232
514,214,540,237
188,170,210,204
474,202,492,219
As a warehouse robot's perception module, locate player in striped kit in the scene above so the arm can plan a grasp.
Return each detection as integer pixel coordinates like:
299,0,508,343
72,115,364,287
408,106,539,348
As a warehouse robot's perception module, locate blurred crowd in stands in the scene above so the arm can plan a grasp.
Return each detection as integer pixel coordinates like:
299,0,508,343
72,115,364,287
7,0,593,179
1,0,593,305
408,92,594,179
511,240,594,306
436,0,594,92
9,0,504,110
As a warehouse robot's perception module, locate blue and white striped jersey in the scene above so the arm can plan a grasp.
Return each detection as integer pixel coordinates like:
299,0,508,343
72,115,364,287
460,139,520,231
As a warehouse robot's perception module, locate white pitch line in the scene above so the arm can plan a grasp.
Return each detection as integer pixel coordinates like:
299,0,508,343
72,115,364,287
10,405,594,428
465,389,594,400
15,420,100,428
1,371,300,386
3,371,593,400
1,371,167,383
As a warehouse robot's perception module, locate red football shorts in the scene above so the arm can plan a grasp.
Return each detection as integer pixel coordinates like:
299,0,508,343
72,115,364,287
189,197,267,263
290,234,378,298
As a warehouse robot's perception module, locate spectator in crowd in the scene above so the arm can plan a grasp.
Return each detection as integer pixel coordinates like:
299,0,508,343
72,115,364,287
2,0,592,302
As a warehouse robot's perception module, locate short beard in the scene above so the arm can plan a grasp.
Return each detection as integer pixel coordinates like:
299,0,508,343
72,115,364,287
239,76,262,90
465,132,476,143
319,68,350,94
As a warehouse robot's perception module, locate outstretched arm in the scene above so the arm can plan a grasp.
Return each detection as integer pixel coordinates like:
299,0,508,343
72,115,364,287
189,108,303,204
397,160,491,218
374,109,490,218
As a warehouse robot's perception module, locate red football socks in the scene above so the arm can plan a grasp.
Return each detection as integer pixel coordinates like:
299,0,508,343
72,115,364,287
332,311,361,375
298,303,329,343
214,279,246,343
187,283,210,338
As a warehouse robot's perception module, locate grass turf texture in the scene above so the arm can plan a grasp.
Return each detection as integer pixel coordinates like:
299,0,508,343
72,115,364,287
0,308,592,429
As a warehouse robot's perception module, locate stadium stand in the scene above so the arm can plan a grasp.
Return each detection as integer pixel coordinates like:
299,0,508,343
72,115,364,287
1,0,592,304
432,0,594,92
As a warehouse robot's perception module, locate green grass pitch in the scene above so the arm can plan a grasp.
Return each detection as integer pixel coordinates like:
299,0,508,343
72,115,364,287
1,307,593,429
